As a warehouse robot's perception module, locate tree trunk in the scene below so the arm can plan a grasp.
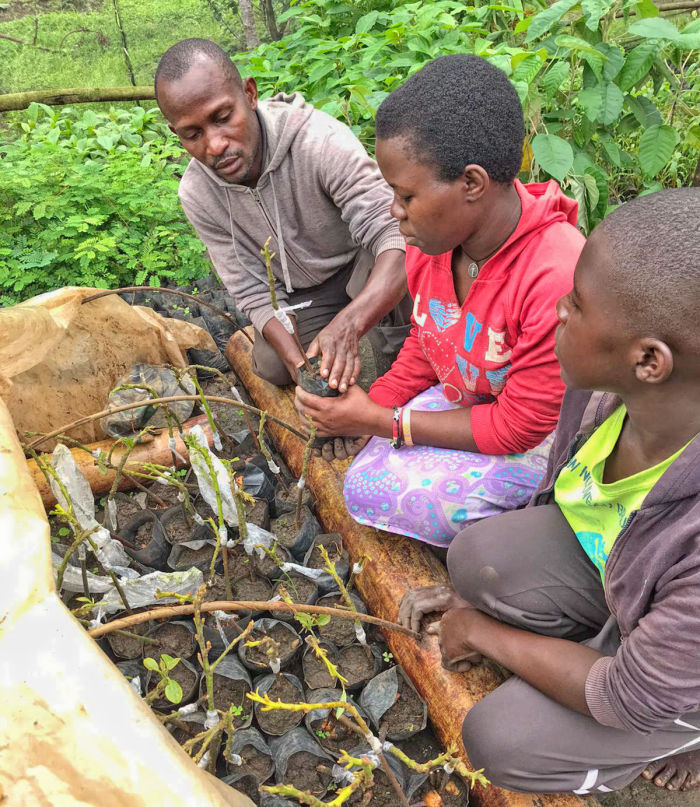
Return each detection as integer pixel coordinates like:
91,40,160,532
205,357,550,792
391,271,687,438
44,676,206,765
238,0,260,49
0,86,154,113
262,0,281,40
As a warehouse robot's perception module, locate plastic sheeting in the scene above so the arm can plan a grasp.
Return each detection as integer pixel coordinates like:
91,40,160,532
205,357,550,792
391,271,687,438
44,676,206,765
0,286,216,448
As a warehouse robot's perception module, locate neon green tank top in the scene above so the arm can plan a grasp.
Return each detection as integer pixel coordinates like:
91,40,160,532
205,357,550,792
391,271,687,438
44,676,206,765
554,405,689,582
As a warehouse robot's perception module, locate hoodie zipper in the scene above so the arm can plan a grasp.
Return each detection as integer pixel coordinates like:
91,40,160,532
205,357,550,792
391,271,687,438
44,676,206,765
249,186,306,282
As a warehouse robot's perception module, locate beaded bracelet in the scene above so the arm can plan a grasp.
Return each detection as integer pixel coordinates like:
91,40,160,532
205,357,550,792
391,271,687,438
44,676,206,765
390,406,404,449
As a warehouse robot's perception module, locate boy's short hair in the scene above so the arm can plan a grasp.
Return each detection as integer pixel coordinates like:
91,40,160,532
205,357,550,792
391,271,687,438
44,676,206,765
598,188,700,352
375,54,525,184
155,39,241,98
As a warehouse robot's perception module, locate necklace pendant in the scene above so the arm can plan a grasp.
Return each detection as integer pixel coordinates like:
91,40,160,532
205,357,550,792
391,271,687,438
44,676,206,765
468,261,479,279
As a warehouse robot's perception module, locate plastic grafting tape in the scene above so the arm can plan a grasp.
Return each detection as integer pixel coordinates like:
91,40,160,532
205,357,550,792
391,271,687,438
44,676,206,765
204,710,220,730
197,751,210,769
443,762,455,774
130,675,142,695
193,513,205,525
366,734,383,755
274,308,295,334
296,476,306,490
178,703,199,716
229,386,243,402
213,430,223,451
228,754,243,767
381,741,394,752
167,436,187,464
270,658,281,675
354,622,367,646
218,524,228,543
177,490,185,502
352,561,364,575
332,765,355,784
267,457,281,474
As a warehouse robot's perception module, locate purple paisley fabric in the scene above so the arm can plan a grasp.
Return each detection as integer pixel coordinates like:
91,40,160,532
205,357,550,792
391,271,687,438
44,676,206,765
343,385,553,546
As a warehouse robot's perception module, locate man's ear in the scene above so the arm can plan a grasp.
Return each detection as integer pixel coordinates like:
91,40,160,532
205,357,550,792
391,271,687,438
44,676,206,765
244,76,259,110
462,164,489,202
633,338,674,384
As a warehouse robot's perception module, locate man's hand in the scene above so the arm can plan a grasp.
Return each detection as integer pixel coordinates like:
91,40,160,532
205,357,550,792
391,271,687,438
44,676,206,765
398,585,470,635
427,607,485,674
307,312,362,394
295,384,385,438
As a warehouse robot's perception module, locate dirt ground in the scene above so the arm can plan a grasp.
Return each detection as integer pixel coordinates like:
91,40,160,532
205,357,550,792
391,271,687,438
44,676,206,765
585,778,699,807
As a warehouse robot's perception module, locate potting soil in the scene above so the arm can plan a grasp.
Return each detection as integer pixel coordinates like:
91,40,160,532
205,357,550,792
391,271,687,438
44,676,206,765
255,676,304,735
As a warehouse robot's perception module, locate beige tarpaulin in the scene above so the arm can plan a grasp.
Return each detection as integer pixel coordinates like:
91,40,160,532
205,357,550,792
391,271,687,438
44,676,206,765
0,286,217,448
0,290,253,807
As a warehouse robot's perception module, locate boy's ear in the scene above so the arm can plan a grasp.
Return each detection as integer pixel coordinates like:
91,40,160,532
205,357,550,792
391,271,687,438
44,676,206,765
462,164,489,202
632,338,674,384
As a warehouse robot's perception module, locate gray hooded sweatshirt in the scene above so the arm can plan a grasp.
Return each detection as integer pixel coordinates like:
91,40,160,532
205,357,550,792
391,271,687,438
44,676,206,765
178,93,404,334
531,388,700,734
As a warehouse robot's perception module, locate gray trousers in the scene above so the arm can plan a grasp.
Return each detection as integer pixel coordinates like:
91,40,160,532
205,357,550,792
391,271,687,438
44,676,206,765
446,505,700,795
251,250,412,385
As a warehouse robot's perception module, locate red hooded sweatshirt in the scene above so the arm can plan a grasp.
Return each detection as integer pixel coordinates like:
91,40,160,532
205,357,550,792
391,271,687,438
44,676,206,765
369,180,585,455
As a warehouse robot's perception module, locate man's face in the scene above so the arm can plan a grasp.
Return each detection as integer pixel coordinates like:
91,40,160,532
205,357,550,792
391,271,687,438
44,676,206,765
555,234,627,391
159,59,262,186
375,136,477,256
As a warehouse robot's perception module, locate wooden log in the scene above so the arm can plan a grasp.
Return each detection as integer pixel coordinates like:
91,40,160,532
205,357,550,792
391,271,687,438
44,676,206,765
226,330,590,807
27,414,213,508
0,86,154,113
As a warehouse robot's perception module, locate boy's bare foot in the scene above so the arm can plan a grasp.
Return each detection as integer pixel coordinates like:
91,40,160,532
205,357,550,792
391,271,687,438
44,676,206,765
642,749,700,791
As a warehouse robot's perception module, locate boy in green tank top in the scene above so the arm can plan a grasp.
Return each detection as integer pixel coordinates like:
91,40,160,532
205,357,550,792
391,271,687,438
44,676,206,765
399,188,700,794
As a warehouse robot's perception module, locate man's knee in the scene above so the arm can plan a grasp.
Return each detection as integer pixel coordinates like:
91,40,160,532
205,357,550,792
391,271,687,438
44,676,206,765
446,523,497,607
251,337,294,386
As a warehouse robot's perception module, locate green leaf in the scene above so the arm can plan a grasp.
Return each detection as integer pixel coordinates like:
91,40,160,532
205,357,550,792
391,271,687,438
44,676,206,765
582,172,599,211
596,43,625,81
532,133,574,182
541,61,570,98
626,94,662,128
308,61,336,84
581,0,614,32
617,42,660,91
598,132,624,167
164,679,183,704
525,0,579,42
578,82,624,125
638,124,678,177
628,18,679,41
316,614,331,626
356,10,380,34
160,653,180,671
143,657,159,672
635,0,659,18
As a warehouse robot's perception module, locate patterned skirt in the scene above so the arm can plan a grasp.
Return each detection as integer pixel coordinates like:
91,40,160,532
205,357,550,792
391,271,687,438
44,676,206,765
343,385,553,547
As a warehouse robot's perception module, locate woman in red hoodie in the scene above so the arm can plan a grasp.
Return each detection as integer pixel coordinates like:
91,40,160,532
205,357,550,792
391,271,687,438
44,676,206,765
295,54,585,547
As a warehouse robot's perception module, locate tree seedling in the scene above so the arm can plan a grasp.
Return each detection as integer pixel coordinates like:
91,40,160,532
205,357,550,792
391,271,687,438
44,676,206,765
143,653,183,706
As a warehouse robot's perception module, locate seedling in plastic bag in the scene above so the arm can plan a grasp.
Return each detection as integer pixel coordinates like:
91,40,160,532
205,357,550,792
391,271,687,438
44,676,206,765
143,653,183,706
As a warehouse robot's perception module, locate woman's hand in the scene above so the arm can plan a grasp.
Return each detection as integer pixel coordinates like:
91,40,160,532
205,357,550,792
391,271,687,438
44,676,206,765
398,585,470,634
427,607,486,673
294,384,386,438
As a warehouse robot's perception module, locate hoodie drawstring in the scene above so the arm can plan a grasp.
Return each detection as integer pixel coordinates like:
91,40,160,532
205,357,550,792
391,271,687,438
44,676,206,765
269,174,294,294
225,191,272,290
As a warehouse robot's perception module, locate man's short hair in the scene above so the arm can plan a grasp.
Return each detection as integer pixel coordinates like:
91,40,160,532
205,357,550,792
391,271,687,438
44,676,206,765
155,38,241,98
375,54,525,183
597,187,700,352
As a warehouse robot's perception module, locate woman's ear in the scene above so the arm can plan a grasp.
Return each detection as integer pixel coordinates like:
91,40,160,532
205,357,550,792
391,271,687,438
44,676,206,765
633,338,674,384
462,164,489,202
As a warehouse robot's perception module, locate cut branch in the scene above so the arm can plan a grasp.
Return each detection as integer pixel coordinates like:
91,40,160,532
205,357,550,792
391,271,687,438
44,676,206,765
88,600,421,640
0,86,154,113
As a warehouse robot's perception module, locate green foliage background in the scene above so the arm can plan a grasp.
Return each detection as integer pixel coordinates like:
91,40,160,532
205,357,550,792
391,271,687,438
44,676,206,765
0,0,698,305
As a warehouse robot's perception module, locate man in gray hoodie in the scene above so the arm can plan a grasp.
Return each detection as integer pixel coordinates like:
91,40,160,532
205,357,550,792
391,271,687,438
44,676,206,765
155,38,409,399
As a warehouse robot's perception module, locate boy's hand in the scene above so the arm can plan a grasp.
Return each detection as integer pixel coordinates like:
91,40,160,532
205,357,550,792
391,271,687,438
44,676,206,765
398,585,470,635
427,607,485,673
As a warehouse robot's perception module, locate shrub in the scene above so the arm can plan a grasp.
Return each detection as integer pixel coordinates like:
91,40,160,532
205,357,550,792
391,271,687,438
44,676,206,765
0,104,209,306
